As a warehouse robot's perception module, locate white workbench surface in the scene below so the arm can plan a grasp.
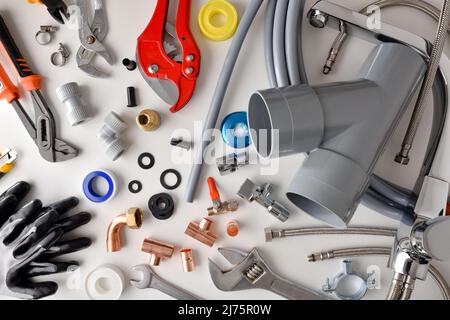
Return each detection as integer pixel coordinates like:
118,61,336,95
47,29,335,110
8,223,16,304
0,0,449,300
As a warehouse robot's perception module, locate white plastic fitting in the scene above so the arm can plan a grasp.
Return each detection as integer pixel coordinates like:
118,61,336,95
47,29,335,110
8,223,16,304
97,112,129,161
56,82,91,126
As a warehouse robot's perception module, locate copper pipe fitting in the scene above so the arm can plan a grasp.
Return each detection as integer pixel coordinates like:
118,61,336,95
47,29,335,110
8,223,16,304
141,238,175,266
185,218,218,247
107,208,143,252
136,109,160,132
181,249,195,272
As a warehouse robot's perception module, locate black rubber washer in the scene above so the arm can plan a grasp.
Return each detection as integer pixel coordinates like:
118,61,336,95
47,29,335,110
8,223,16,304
160,169,182,190
148,193,175,220
128,180,143,194
138,153,155,170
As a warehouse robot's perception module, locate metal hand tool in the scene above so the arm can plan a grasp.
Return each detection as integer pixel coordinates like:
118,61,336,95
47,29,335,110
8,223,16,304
0,14,78,163
28,0,69,24
137,0,201,113
76,0,113,78
209,247,329,300
130,264,202,300
0,148,17,179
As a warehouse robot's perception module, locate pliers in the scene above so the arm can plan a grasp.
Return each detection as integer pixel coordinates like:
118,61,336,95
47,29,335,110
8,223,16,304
0,14,78,163
137,0,201,113
76,0,113,78
27,0,69,24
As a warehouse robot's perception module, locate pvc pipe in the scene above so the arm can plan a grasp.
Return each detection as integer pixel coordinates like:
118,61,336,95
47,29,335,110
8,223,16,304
184,0,264,203
273,0,290,87
264,0,278,88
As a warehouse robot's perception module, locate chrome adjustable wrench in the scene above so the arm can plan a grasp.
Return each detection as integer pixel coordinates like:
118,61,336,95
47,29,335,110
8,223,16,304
209,247,330,300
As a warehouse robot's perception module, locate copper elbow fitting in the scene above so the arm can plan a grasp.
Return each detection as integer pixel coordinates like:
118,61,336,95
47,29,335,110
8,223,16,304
181,249,195,272
185,218,218,247
107,208,143,252
141,238,175,266
136,109,160,131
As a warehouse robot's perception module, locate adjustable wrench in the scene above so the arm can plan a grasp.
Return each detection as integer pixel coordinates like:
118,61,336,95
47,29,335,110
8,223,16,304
130,264,201,300
209,247,330,300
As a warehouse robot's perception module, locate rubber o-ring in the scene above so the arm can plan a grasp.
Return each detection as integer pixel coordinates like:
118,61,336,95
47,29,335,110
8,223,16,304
160,169,182,190
82,170,116,203
148,193,175,220
138,152,155,170
198,0,239,41
128,180,143,194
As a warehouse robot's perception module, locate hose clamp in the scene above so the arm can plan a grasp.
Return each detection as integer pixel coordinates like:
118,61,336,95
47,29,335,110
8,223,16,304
51,43,70,67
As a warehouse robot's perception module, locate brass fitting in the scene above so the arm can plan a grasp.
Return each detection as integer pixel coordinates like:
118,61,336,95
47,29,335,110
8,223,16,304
181,249,195,272
136,109,160,131
185,218,218,247
107,208,143,253
141,238,175,266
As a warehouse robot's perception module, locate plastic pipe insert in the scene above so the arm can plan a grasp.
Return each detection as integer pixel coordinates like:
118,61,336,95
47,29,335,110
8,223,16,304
247,43,427,228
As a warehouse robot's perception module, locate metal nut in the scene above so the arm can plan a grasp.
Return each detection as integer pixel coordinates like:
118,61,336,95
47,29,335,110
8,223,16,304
136,109,160,132
126,208,143,229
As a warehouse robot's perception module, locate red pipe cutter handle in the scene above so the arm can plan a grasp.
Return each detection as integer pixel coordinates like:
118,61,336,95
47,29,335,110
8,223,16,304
137,0,201,113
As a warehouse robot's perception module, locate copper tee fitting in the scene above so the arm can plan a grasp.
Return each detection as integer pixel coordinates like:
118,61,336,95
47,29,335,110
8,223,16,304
181,249,195,272
141,238,175,266
185,218,218,247
107,208,143,252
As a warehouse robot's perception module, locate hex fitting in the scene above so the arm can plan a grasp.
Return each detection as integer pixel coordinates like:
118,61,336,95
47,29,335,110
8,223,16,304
185,218,218,247
107,208,143,252
141,238,175,266
136,109,160,132
181,249,195,272
98,112,129,161
56,82,91,126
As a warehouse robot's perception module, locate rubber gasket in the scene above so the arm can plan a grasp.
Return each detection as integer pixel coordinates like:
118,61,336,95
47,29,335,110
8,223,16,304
128,180,143,194
148,193,175,220
138,152,155,170
160,169,182,190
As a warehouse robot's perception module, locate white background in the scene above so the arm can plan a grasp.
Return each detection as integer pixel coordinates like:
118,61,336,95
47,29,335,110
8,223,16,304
0,0,449,300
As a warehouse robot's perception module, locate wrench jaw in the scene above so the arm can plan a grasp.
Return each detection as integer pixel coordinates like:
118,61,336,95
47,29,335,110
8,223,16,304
209,248,281,292
208,259,250,292
130,264,154,289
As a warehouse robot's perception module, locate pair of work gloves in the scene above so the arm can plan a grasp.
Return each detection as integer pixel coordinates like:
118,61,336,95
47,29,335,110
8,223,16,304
0,181,91,299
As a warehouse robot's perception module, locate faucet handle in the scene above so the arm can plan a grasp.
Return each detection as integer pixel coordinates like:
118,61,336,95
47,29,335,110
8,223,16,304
412,216,450,261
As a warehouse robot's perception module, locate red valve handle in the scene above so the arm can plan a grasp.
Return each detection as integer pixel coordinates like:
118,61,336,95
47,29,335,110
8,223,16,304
207,177,221,203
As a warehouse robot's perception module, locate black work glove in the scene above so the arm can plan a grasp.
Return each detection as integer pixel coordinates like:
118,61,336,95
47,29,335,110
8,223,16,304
0,181,92,299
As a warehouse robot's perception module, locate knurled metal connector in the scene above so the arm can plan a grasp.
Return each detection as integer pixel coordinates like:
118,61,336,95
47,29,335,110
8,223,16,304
217,152,249,176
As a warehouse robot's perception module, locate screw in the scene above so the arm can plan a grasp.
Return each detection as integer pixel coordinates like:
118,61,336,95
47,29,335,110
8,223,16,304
186,54,195,62
86,35,96,44
149,64,159,74
185,67,194,74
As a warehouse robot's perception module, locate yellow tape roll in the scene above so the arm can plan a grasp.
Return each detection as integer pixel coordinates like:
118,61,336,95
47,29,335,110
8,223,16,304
198,0,239,41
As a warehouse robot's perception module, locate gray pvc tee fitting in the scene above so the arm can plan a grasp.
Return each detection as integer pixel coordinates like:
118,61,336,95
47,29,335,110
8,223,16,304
247,43,427,228
97,112,129,161
56,82,91,126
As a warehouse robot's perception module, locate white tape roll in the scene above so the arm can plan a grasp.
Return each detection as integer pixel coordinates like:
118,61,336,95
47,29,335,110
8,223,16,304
85,265,125,300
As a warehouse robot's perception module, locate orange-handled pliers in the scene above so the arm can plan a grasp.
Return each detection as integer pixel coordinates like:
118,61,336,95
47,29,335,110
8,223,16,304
0,14,78,163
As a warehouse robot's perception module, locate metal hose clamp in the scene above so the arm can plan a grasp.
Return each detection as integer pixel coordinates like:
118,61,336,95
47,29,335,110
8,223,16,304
51,43,70,67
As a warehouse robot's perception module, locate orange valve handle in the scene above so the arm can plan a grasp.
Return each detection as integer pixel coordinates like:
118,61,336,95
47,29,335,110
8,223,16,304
0,62,19,103
0,14,42,92
207,177,221,202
